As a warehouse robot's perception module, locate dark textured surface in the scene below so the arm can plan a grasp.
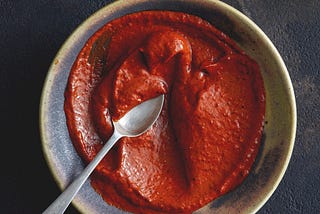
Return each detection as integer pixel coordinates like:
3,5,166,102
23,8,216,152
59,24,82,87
0,0,318,213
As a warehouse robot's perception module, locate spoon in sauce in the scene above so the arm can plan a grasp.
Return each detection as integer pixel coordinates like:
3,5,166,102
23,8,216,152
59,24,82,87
43,95,165,214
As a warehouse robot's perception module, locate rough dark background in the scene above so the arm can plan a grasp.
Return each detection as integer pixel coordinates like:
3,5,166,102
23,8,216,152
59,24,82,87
0,0,319,213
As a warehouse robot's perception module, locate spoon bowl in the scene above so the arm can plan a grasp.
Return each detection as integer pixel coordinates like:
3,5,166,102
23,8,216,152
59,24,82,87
115,95,165,136
43,95,164,214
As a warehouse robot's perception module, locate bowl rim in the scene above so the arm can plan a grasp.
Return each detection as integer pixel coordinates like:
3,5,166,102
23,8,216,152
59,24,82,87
40,0,297,213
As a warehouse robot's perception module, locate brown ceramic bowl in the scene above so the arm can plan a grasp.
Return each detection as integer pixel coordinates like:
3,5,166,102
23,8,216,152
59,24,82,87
40,0,297,213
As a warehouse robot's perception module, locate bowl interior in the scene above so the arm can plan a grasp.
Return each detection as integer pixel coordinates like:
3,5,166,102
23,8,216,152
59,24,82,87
40,0,296,213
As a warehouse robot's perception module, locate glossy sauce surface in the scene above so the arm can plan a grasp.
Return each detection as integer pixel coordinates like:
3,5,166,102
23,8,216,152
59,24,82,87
64,11,265,213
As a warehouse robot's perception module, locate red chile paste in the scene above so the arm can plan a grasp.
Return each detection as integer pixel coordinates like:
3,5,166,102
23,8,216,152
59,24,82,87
64,11,265,213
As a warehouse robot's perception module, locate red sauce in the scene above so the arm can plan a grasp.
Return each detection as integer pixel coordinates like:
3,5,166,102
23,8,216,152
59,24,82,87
64,11,265,213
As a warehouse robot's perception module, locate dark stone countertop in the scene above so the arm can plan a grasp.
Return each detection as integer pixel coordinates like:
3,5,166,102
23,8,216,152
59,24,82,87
0,0,318,213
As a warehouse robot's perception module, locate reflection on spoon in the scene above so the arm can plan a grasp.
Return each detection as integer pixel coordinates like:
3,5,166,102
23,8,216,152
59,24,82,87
43,95,165,214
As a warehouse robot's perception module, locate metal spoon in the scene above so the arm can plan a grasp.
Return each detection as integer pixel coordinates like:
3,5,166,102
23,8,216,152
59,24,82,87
43,95,164,214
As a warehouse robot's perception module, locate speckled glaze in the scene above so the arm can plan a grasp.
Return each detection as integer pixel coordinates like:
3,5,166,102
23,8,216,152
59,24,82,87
40,0,296,213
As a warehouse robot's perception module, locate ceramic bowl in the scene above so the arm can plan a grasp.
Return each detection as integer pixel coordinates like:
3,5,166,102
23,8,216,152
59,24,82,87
40,0,297,213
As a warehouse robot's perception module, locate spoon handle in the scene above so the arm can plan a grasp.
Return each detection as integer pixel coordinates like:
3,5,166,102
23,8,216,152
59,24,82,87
43,131,122,214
